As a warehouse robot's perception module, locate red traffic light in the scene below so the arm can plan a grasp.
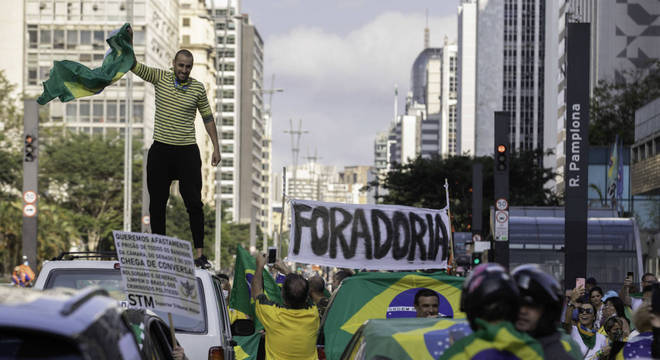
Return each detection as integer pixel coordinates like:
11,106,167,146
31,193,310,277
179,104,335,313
497,144,506,153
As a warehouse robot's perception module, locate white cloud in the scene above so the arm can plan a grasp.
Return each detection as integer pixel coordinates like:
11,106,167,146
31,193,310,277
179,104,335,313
266,11,457,169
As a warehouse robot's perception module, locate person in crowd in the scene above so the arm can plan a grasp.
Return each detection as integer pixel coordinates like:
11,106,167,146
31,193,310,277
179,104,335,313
414,288,440,318
11,264,35,287
512,264,582,359
564,296,608,359
251,252,319,360
308,275,329,319
331,269,353,292
126,26,219,269
592,316,626,359
622,272,658,310
650,283,660,358
589,287,605,328
172,345,188,360
615,303,654,358
586,277,598,293
599,295,631,338
440,264,544,360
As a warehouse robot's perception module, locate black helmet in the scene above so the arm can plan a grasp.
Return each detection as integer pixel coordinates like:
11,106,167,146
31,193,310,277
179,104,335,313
511,264,563,336
461,263,520,330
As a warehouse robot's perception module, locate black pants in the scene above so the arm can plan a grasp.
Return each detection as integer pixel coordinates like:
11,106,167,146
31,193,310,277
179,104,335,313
147,141,204,249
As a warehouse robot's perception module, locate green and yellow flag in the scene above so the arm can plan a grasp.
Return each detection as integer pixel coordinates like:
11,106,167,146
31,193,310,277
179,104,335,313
37,23,134,105
344,318,472,360
322,271,465,360
229,245,282,360
439,319,544,360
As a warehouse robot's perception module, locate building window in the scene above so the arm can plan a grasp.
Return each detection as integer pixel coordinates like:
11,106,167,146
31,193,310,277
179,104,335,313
54,30,65,49
79,100,90,122
133,100,143,123
182,17,190,27
80,30,91,45
222,103,234,112
221,158,233,167
222,131,234,139
134,30,145,46
107,100,117,123
66,103,76,123
222,77,234,85
222,117,234,126
67,30,78,49
221,144,233,152
28,67,37,85
182,35,190,44
221,173,233,180
39,66,50,81
221,185,233,194
93,30,104,49
29,29,38,48
223,90,234,98
92,101,103,123
79,53,92,62
40,29,52,46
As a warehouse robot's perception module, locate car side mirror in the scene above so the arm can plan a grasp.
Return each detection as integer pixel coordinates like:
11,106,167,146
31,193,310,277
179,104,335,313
231,319,255,336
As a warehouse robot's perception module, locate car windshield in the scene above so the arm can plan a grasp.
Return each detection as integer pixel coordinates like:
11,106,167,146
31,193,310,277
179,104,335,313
43,268,207,333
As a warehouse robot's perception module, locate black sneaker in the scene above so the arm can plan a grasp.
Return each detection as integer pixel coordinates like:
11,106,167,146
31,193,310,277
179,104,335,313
194,255,211,269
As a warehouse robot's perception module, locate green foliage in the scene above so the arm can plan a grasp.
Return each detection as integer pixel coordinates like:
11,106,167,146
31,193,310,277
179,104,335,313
371,150,560,232
39,132,143,252
590,60,660,146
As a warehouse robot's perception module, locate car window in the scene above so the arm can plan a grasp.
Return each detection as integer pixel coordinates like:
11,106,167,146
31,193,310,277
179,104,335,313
212,276,230,335
44,268,208,333
148,319,174,360
0,329,84,359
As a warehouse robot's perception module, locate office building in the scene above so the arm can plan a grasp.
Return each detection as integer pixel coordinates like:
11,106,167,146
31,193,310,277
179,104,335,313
457,0,477,155
545,0,660,190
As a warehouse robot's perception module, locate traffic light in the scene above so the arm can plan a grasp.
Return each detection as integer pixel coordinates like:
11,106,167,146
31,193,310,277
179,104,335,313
24,135,36,162
471,253,482,266
496,144,507,171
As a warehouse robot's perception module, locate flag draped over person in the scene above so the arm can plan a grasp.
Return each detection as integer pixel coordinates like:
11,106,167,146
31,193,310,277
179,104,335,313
230,245,282,360
322,271,465,360
37,23,134,105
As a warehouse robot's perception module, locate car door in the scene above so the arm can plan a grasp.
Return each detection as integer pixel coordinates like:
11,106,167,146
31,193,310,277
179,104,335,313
212,275,236,360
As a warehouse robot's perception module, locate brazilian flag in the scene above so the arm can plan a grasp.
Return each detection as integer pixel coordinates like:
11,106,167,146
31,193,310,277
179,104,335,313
229,245,282,360
322,271,465,360
37,23,134,105
439,319,544,360
344,318,471,359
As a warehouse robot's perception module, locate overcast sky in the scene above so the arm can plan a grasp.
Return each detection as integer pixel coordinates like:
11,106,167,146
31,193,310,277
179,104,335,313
239,0,460,173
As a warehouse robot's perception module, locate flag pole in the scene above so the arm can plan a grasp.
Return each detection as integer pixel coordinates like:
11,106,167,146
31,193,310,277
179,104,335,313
444,179,456,274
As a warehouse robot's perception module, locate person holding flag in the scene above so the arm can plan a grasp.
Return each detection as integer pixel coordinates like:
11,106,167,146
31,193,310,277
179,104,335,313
126,26,220,268
440,263,545,360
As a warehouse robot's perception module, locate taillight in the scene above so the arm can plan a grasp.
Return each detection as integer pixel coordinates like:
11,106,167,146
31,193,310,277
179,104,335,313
208,346,224,360
114,263,120,269
317,346,326,360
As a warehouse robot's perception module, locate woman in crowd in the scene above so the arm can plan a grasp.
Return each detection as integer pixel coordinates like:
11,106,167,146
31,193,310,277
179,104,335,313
600,296,631,338
592,316,626,359
565,298,608,359
590,287,605,329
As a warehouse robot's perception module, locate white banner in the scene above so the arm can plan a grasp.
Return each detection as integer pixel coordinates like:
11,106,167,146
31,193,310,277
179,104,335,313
112,231,202,321
288,200,451,270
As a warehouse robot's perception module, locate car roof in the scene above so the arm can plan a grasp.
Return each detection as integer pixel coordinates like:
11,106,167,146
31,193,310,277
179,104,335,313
0,286,120,336
39,259,215,278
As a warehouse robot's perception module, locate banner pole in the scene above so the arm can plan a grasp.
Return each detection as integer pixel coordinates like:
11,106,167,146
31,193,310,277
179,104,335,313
167,312,176,346
444,179,455,273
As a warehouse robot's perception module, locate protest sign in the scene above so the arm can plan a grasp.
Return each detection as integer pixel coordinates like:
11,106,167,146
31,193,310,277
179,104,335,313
112,231,202,321
288,200,450,270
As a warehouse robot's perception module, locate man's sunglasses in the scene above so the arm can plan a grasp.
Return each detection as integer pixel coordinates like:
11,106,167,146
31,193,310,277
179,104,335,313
578,308,594,314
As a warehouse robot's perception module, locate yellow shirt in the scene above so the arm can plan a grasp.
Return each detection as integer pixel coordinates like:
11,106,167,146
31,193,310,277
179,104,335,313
255,294,319,360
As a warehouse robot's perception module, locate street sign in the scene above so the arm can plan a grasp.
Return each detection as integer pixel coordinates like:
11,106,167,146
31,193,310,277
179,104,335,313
495,210,509,241
473,241,491,252
142,215,150,225
472,233,482,242
23,204,37,217
496,198,508,211
23,190,37,204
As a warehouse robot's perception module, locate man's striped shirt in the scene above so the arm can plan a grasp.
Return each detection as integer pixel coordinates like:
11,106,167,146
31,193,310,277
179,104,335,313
132,62,213,146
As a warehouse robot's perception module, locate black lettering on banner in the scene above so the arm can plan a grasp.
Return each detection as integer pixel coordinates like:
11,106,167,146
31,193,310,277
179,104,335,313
330,207,353,259
350,209,372,259
392,211,410,260
310,206,330,255
425,214,436,260
371,209,393,259
435,214,449,261
408,212,427,261
292,203,312,255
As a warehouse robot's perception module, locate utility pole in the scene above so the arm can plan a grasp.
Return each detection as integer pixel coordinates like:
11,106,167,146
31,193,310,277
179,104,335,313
304,148,322,201
123,0,134,232
284,119,308,199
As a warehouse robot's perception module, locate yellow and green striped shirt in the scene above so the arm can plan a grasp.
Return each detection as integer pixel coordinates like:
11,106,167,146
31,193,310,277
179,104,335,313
132,62,213,145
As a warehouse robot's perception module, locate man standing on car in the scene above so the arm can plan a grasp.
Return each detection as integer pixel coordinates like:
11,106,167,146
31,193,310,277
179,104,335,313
251,253,319,359
127,26,219,269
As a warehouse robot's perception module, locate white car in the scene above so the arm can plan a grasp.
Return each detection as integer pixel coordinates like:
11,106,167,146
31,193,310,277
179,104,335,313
34,253,249,360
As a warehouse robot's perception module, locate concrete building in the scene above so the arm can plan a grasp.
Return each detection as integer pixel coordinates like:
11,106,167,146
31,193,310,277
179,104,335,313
286,162,373,205
179,0,217,204
210,1,270,235
471,0,546,156
545,0,660,191
457,0,477,155
0,0,24,99
632,97,660,197
23,0,179,152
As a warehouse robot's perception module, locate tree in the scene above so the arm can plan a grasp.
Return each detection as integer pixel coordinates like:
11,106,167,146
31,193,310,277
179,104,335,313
39,132,143,252
590,60,660,146
371,150,560,233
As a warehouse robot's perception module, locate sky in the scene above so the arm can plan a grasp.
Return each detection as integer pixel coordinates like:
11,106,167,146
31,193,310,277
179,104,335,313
239,0,460,173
